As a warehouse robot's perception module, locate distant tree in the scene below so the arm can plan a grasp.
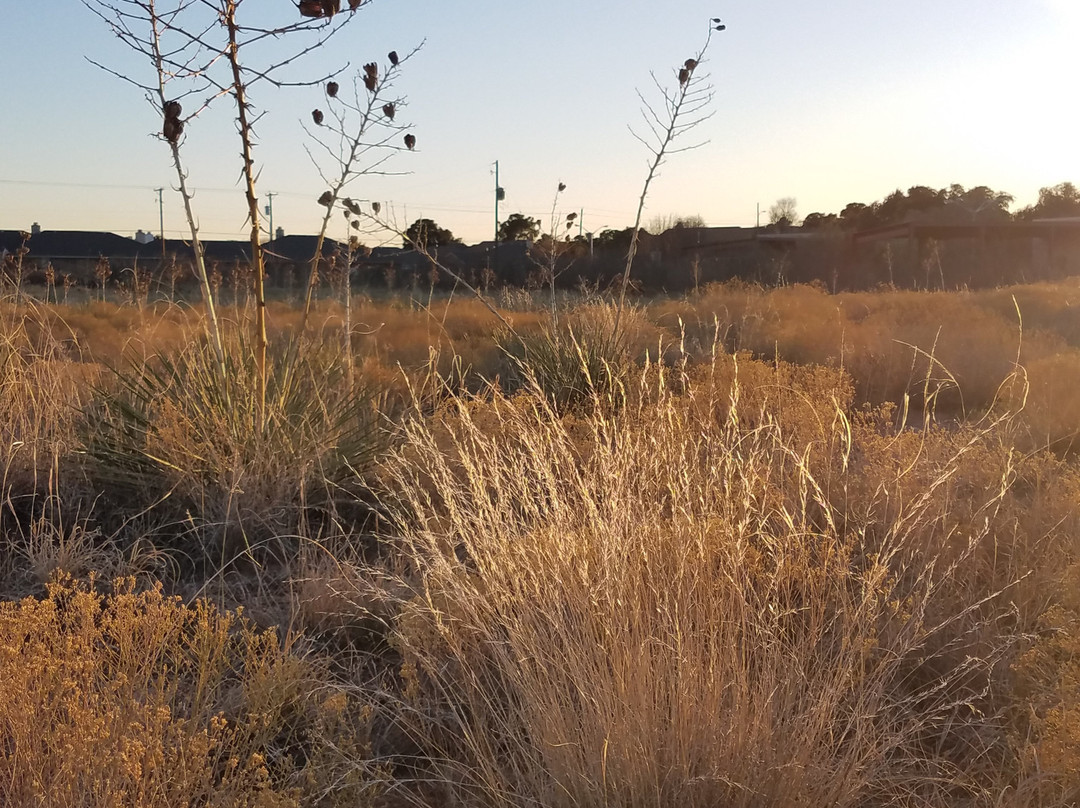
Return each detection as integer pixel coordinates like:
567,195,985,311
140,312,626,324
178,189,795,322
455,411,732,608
871,186,948,226
904,185,948,213
404,218,458,250
943,184,1013,222
497,212,541,242
801,212,840,230
1016,182,1080,220
768,197,799,226
593,227,637,251
675,214,707,229
839,201,877,230
646,213,707,233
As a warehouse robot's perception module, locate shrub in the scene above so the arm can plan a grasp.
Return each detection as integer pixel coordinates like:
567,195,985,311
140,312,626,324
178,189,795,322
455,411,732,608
0,576,382,808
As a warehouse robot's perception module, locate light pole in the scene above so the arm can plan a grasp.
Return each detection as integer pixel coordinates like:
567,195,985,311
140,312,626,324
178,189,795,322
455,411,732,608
264,192,276,242
494,161,505,241
155,187,165,258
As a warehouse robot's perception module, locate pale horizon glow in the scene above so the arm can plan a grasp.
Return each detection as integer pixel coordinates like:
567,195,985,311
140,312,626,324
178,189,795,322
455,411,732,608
1,1,1078,246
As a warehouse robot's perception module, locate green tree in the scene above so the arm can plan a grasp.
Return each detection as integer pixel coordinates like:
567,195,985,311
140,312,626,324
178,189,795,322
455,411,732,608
1016,182,1080,220
801,212,839,230
943,185,1013,222
839,201,878,230
497,213,541,242
593,227,636,251
404,218,459,250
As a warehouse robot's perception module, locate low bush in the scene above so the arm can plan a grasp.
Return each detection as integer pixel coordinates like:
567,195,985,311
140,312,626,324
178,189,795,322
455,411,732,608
0,576,382,808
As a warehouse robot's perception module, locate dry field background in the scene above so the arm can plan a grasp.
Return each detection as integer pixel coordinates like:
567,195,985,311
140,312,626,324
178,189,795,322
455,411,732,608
5,280,1080,806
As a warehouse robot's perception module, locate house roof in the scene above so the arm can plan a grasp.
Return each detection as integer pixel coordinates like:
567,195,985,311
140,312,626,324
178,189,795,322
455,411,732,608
263,234,345,262
0,230,145,259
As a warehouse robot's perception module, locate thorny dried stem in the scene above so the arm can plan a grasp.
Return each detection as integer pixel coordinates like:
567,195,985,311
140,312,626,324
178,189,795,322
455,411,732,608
281,44,424,399
613,20,722,340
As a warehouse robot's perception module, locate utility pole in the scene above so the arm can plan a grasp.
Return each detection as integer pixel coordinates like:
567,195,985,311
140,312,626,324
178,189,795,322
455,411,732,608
493,161,505,272
264,192,276,242
579,208,584,239
155,187,165,258
494,160,504,241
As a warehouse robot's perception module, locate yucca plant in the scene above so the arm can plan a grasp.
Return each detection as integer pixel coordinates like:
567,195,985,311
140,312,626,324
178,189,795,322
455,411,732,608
497,305,633,415
84,332,383,549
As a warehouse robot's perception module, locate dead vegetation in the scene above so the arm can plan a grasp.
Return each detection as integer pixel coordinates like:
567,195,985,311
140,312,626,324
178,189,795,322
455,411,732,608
4,283,1080,805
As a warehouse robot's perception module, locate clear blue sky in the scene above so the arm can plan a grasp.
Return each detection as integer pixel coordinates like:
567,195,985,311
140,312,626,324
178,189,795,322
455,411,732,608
1,1,1077,245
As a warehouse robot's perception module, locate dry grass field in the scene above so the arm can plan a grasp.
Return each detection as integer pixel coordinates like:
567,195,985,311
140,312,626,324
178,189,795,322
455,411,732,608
5,280,1080,806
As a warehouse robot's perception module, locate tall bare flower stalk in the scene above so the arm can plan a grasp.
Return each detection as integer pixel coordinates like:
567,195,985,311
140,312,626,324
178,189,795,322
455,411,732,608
286,45,422,395
613,18,726,339
84,0,229,378
85,0,362,424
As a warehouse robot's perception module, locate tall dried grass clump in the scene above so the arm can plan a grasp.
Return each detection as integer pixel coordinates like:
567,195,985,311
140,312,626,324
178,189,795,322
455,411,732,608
0,303,96,496
0,576,381,808
377,355,1059,808
667,282,1050,414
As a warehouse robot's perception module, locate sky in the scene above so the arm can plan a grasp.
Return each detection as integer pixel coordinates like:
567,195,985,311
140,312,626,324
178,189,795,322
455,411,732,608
1,1,1078,246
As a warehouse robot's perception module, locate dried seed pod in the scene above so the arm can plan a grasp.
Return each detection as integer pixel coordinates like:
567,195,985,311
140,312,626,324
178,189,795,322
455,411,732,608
163,117,184,143
372,201,381,214
403,133,416,150
684,58,698,71
364,62,378,80
344,198,362,216
163,100,182,120
298,0,323,17
558,182,566,192
318,191,334,207
349,0,362,9
567,212,577,221
312,108,324,125
382,102,395,120
388,50,399,66
327,81,339,97
678,68,690,85
363,74,376,92
351,220,360,230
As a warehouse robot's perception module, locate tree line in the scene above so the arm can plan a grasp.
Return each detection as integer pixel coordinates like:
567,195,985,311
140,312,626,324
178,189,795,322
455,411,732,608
799,181,1080,232
403,183,1080,253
